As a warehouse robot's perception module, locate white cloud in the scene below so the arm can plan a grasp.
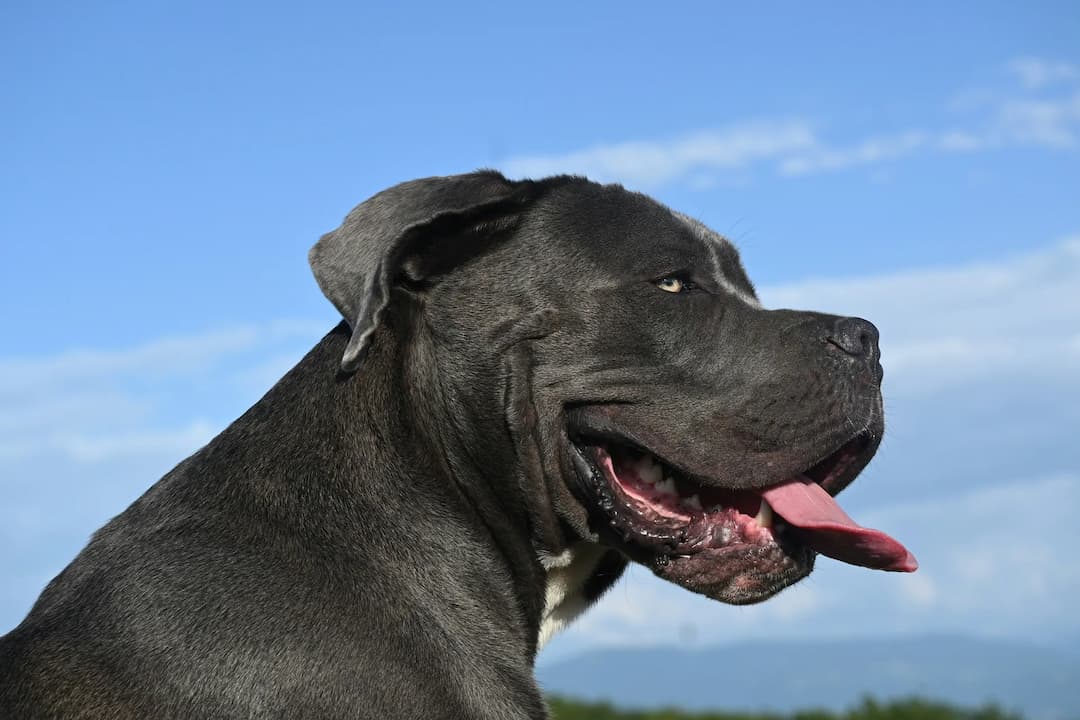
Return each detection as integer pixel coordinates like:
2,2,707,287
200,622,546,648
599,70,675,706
504,121,817,187
0,328,260,393
779,131,928,177
0,319,325,395
0,421,219,463
1007,57,1079,90
505,58,1080,188
760,235,1080,383
861,473,1080,620
937,130,984,152
898,572,938,607
0,320,326,463
995,91,1080,148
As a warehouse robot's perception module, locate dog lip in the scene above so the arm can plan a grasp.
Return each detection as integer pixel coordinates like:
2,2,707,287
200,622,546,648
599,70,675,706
561,407,896,601
564,437,793,555
803,429,880,497
564,437,814,603
565,410,724,491
566,406,880,497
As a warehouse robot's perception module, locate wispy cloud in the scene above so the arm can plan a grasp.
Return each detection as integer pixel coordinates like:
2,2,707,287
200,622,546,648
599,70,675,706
778,131,929,177
0,421,219,463
994,91,1080,148
761,234,1080,383
505,58,1080,188
0,319,324,394
505,121,817,187
0,319,326,462
860,473,1080,623
1007,57,1079,90
0,329,259,395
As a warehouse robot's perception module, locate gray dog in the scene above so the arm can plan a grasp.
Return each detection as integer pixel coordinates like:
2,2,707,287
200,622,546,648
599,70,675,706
0,171,915,719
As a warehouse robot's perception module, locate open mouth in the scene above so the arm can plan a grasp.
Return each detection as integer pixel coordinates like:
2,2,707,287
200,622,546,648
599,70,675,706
567,423,917,604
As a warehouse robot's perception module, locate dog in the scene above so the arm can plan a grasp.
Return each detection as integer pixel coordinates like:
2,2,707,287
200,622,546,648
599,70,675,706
0,171,915,719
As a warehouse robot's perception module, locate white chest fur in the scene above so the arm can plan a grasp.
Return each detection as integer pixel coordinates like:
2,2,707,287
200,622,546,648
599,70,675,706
536,543,608,650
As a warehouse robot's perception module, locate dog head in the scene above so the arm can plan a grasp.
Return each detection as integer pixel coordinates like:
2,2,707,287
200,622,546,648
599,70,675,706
311,171,915,606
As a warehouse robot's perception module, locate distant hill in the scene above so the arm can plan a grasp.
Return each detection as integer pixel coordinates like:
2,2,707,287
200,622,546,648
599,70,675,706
549,695,1023,720
537,636,1080,720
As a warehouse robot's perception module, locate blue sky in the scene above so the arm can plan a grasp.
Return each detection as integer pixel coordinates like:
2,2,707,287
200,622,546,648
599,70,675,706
2,0,1079,667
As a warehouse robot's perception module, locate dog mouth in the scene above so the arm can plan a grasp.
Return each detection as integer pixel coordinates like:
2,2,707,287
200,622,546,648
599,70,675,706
567,425,917,604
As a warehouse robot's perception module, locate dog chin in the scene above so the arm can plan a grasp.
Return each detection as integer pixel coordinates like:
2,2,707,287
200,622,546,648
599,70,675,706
653,546,814,605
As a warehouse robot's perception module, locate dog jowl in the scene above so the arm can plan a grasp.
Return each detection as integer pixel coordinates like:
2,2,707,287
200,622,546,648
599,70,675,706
0,171,915,719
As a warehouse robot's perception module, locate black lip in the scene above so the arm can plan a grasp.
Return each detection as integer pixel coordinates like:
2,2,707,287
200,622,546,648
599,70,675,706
565,408,716,490
564,431,816,604
566,406,880,499
566,441,688,557
563,413,879,560
804,430,878,497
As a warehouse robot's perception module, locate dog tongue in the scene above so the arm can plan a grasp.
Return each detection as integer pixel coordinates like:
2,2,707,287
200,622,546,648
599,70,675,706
760,478,918,572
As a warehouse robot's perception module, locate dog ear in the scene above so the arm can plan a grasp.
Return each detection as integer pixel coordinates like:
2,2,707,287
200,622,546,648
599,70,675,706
310,170,535,373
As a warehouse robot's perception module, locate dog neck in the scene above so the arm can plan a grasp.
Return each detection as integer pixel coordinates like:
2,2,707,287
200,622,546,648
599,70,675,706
537,543,606,649
364,308,628,658
389,311,555,653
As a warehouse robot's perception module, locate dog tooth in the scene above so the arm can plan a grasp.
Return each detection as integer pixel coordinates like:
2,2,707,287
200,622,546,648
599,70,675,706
639,463,662,485
684,494,702,510
755,499,774,528
654,478,677,495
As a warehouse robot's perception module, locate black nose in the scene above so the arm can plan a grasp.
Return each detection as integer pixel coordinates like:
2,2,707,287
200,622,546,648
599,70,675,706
827,317,880,361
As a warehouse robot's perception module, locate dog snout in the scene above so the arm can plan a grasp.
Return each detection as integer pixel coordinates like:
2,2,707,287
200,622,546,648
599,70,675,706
826,317,879,360
825,316,882,382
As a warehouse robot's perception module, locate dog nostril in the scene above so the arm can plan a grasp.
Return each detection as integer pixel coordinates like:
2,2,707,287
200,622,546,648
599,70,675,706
827,317,880,359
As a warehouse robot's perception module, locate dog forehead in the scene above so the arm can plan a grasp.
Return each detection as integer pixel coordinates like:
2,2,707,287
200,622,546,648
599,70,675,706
531,181,759,305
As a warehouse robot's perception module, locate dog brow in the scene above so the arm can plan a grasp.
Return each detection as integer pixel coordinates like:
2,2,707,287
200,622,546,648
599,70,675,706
672,212,761,307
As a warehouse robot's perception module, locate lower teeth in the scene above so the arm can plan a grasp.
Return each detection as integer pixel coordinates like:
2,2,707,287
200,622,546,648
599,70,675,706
755,499,774,527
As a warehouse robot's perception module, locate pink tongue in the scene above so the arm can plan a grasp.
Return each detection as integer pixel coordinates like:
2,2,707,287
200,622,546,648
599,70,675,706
760,478,918,572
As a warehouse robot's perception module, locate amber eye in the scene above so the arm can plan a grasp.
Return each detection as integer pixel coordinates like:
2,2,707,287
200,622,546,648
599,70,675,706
655,276,690,293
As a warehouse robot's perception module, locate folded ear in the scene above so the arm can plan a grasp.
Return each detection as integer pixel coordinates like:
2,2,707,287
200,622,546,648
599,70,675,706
309,170,536,373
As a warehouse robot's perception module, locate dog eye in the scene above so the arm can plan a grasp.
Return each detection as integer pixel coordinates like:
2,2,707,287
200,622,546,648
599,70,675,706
654,275,695,294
